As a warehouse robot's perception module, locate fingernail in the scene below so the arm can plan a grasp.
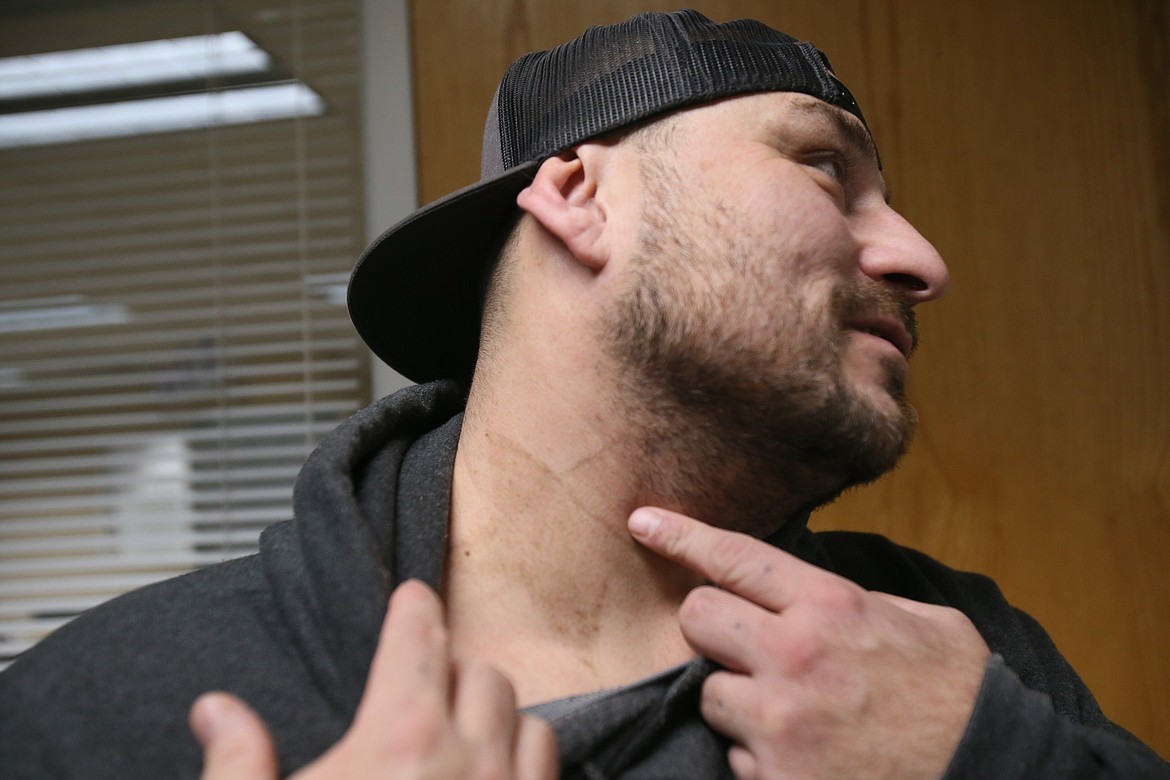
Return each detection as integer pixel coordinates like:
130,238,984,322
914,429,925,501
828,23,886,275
628,508,662,538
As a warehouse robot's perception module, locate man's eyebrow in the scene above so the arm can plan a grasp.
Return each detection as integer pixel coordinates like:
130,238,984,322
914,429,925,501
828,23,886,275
790,97,891,204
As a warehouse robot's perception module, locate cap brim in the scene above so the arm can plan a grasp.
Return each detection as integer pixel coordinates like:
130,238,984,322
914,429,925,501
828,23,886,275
348,160,540,385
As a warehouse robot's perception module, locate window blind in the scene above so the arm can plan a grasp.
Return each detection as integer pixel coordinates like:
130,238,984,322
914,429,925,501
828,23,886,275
0,0,369,668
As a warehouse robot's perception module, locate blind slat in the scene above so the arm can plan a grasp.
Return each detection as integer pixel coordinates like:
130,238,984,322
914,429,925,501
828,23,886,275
0,359,359,396
0,509,289,538
5,337,357,373
0,420,343,456
0,445,319,475
1,544,266,577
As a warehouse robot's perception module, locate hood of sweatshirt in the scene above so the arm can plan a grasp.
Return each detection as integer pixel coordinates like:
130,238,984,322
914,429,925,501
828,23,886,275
257,379,467,717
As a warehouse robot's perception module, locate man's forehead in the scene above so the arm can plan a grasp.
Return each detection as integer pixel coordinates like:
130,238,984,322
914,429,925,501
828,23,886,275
682,93,876,153
774,95,880,159
680,92,885,179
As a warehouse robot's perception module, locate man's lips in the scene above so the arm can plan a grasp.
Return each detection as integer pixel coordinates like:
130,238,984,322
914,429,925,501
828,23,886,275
846,316,915,358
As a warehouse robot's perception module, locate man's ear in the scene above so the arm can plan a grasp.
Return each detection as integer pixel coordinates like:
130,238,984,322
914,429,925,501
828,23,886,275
515,150,609,271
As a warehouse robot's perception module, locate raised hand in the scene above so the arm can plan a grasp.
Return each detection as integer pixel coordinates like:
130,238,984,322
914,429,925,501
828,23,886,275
629,507,989,780
190,580,559,780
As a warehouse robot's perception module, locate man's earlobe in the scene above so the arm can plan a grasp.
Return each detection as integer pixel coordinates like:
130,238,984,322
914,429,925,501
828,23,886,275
516,152,608,271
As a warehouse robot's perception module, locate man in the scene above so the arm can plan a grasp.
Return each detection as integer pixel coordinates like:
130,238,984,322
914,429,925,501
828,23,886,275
2,11,1167,779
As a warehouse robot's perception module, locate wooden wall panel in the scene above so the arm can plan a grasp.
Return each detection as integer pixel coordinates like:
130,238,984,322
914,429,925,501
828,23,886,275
409,0,1169,754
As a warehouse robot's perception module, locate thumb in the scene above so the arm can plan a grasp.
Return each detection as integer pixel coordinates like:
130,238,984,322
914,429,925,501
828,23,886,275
190,692,279,780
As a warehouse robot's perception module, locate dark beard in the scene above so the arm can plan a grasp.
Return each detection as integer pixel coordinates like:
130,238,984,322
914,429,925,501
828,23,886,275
604,173,918,535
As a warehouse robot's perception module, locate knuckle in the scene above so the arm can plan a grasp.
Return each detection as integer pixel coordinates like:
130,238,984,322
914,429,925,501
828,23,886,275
729,686,795,741
700,670,800,743
697,687,725,725
699,669,729,699
698,672,737,720
776,627,826,677
704,531,757,587
756,697,800,740
811,579,867,614
678,585,720,623
658,519,695,560
804,580,870,622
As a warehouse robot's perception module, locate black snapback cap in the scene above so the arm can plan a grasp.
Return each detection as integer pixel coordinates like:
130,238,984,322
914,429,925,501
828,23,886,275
348,9,866,384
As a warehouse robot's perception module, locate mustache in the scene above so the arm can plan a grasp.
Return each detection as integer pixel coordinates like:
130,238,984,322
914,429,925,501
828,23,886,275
833,284,918,354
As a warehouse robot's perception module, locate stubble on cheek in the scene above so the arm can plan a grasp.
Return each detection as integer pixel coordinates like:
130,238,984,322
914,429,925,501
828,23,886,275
599,143,922,522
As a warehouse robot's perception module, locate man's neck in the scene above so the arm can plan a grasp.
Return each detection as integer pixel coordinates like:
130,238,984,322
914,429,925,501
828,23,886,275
442,371,708,706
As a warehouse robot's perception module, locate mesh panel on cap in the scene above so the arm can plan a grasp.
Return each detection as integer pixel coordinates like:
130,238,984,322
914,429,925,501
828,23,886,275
493,10,862,171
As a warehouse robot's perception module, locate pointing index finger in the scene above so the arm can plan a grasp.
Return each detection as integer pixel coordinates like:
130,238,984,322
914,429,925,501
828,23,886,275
628,507,807,612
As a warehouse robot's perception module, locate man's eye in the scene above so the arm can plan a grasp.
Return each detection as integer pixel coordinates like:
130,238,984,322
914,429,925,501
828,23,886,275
808,155,846,184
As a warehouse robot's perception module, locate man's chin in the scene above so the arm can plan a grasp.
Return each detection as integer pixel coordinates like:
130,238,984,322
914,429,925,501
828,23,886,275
843,351,909,398
823,387,916,488
853,406,916,482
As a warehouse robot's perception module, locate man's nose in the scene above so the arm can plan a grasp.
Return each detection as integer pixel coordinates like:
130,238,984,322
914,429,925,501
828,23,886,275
857,207,950,303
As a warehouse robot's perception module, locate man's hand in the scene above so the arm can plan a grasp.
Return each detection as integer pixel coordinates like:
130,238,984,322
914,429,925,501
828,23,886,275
189,580,558,780
628,507,990,780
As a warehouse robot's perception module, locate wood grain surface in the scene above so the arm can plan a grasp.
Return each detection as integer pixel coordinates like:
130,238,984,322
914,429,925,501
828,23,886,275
408,0,1169,754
